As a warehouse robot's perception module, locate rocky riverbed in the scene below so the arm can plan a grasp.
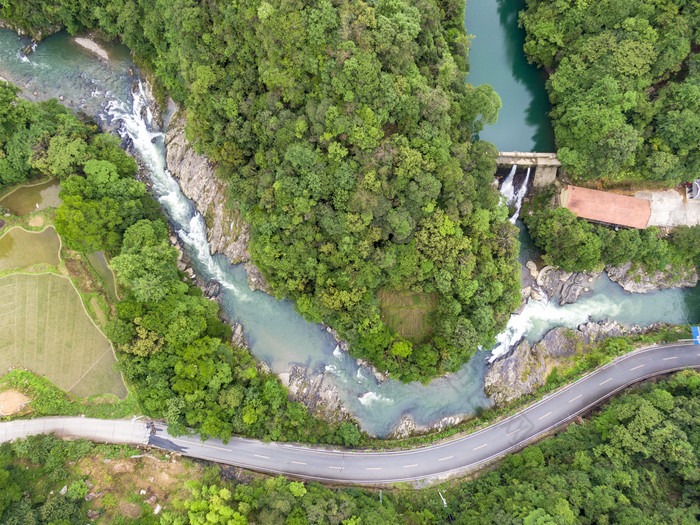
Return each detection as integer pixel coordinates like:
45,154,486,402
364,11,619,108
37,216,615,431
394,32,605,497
522,259,697,307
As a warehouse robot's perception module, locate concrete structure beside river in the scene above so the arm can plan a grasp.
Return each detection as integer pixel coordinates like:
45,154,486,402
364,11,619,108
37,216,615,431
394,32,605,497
561,185,700,229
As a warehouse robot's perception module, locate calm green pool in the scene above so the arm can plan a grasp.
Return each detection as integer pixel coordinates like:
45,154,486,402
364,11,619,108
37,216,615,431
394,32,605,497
0,179,62,216
0,226,60,271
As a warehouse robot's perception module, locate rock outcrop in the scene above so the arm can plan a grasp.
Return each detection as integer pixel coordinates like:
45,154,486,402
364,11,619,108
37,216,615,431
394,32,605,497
606,262,698,293
244,260,271,294
536,265,601,305
165,116,250,265
279,365,351,423
389,414,416,439
0,20,62,41
484,320,660,406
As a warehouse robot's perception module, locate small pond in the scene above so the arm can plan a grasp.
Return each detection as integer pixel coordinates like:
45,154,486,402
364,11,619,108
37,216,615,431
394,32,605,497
0,226,61,271
0,179,62,215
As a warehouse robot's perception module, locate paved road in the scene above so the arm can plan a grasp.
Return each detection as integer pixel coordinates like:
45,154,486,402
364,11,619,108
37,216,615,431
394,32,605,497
1,343,698,484
150,342,700,483
0,416,150,446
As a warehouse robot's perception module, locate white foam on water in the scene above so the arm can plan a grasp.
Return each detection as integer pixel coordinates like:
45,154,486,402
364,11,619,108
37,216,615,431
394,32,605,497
358,392,392,406
106,81,248,296
489,280,630,361
332,346,344,360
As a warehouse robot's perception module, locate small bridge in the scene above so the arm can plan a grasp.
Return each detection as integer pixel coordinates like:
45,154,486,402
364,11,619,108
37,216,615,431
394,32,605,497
497,151,560,187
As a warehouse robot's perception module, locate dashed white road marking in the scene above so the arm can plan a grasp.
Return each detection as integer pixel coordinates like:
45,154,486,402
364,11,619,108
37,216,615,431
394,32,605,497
662,356,677,361
329,466,342,470
403,464,418,468
599,378,612,385
254,454,270,459
366,467,382,471
473,444,487,451
630,364,645,371
438,456,453,462
291,461,306,465
568,394,582,403
538,411,552,420
506,429,520,437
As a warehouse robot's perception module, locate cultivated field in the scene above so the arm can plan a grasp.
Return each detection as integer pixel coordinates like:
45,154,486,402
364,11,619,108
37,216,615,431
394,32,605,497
378,290,438,341
0,273,127,399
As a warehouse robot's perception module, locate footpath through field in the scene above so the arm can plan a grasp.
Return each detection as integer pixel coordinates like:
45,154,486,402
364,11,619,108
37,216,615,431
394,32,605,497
1,342,698,485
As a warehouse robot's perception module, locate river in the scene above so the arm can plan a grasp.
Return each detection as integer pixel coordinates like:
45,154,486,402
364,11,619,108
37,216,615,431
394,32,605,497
0,25,696,438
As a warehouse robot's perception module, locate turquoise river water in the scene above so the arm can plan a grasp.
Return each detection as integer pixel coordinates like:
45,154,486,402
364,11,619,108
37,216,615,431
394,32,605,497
0,22,696,437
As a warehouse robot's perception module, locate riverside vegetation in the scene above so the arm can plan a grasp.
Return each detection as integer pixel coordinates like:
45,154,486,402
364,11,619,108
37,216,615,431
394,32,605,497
1,371,698,523
524,187,700,273
0,0,523,383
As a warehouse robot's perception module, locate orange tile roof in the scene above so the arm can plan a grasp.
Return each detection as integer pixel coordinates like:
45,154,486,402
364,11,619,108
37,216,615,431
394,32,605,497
562,185,650,229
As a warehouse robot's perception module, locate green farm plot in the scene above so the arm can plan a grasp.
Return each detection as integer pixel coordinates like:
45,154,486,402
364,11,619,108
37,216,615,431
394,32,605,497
0,273,127,399
378,290,438,342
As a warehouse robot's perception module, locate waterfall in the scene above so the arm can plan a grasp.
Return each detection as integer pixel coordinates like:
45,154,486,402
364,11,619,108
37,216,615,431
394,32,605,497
499,164,530,224
509,167,530,223
499,165,517,204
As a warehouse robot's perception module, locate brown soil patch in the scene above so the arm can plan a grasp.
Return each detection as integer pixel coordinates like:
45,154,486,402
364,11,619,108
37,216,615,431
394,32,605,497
77,453,199,521
119,501,143,519
0,389,31,415
28,215,44,227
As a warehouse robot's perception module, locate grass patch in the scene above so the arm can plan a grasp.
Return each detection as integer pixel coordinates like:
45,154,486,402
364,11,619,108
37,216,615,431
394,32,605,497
378,290,438,341
0,369,138,419
0,272,127,399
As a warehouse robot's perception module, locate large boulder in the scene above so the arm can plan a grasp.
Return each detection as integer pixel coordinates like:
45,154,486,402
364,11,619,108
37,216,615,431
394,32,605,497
279,365,351,424
536,266,601,305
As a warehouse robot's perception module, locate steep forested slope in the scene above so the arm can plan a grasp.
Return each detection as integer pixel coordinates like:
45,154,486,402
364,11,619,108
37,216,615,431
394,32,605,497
0,0,522,382
521,0,700,184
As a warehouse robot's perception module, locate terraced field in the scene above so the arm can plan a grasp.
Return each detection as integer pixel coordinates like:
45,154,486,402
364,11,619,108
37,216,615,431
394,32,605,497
0,273,126,399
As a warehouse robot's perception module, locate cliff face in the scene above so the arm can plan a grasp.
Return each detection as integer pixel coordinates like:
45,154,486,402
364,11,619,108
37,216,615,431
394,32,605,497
164,116,250,264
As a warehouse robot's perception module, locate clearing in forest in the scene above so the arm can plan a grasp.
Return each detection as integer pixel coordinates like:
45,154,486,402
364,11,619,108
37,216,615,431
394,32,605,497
0,273,127,399
378,290,438,342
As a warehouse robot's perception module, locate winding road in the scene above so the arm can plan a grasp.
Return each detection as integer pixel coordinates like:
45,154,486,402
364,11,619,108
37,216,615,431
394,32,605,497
1,342,698,484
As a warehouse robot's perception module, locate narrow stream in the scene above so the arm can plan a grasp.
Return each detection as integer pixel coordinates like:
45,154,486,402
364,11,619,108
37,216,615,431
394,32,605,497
0,28,696,437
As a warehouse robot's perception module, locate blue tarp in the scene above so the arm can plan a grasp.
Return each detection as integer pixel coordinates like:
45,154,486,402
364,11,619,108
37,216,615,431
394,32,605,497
693,326,700,345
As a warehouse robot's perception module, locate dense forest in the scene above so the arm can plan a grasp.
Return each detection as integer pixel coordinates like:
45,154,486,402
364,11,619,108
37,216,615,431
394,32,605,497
1,371,698,523
521,0,700,183
0,81,363,446
0,0,522,382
